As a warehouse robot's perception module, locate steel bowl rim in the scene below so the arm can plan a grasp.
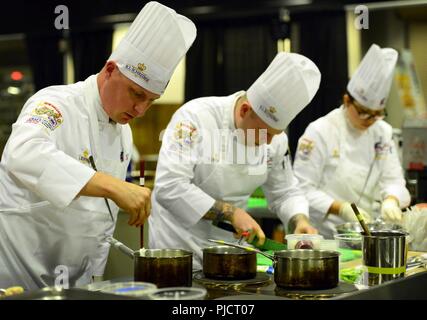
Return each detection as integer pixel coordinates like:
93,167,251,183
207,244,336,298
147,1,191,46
274,249,340,260
202,245,255,255
135,248,193,258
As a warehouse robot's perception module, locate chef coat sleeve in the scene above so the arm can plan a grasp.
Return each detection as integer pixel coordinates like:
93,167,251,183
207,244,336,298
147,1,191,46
379,134,411,208
4,98,95,208
154,110,215,227
261,135,309,228
293,124,336,214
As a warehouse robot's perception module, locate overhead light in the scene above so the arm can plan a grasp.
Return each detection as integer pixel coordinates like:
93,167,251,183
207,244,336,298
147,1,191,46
10,71,24,81
7,86,21,95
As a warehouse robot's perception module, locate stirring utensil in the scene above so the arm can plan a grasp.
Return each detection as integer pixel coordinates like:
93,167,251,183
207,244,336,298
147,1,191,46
351,203,371,236
208,239,275,260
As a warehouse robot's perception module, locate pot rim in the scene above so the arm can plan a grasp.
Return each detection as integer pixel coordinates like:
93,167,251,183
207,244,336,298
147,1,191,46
274,249,340,260
202,245,256,255
135,248,193,258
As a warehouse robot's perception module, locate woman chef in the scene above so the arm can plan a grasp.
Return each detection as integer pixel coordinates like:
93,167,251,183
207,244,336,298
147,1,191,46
293,44,411,238
149,52,321,269
0,2,196,290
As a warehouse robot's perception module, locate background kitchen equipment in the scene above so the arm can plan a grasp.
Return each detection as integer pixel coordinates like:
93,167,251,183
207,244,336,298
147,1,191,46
362,230,408,286
335,221,403,235
208,239,339,289
108,237,192,288
202,245,257,280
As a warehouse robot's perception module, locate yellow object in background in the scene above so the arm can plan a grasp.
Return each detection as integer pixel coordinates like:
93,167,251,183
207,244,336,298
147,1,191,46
1,286,24,297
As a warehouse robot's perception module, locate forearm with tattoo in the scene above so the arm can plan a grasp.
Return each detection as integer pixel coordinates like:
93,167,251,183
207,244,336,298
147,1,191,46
204,200,237,222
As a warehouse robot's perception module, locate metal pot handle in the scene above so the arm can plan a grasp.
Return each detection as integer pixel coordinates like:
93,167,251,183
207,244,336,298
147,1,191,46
107,237,135,259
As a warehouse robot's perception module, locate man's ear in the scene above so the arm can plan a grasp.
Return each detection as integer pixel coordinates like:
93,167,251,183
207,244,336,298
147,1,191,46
343,93,350,106
105,61,117,78
240,101,252,118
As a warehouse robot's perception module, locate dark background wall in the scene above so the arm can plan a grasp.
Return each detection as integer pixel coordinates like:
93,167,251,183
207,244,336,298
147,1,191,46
0,0,383,153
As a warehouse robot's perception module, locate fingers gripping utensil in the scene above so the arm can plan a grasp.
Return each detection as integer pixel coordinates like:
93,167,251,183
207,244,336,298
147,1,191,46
351,203,371,236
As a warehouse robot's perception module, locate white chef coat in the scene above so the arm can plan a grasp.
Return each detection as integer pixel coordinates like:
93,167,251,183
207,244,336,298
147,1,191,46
293,106,410,238
149,91,308,270
0,75,132,290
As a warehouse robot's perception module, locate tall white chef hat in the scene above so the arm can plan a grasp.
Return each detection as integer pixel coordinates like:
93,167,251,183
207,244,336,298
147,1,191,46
247,52,321,130
347,44,398,110
109,1,197,95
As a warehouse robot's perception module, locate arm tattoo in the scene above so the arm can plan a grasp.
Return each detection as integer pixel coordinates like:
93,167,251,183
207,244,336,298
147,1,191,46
204,200,236,222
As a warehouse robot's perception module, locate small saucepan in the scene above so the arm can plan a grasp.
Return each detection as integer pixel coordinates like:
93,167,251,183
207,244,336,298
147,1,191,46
202,245,257,280
209,239,339,289
108,237,192,288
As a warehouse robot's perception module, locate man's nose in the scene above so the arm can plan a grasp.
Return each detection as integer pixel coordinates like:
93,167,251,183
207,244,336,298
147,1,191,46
134,102,151,116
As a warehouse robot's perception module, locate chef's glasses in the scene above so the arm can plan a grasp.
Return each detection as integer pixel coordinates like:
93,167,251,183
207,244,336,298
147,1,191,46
351,100,387,121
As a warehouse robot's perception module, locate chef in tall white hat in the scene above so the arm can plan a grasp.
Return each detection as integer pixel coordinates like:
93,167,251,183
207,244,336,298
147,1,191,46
149,52,321,269
0,1,196,290
294,44,411,239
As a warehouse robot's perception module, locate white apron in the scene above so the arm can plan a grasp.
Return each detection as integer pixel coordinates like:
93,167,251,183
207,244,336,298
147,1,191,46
311,113,382,238
150,104,269,270
0,78,125,289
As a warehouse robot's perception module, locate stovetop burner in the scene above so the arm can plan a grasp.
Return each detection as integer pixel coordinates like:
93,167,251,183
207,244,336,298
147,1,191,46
256,281,358,300
193,271,271,289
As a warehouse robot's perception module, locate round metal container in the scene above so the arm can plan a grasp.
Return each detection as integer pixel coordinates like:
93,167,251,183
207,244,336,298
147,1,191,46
134,249,193,288
335,221,403,235
274,249,339,289
202,246,257,280
362,230,408,286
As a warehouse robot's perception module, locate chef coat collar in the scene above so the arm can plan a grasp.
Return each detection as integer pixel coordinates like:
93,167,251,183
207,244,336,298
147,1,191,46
228,91,246,130
90,74,111,125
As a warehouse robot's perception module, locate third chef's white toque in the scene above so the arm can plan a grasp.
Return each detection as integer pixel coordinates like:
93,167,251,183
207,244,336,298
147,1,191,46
347,43,398,110
109,1,197,95
247,52,321,130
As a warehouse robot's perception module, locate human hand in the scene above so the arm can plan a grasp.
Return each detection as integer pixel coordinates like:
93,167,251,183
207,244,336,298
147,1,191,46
339,202,372,223
230,208,266,247
110,182,151,227
381,197,402,224
292,215,318,234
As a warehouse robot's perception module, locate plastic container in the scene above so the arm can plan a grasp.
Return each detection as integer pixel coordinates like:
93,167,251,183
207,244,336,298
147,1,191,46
285,234,324,250
101,282,157,298
147,287,207,300
319,239,339,251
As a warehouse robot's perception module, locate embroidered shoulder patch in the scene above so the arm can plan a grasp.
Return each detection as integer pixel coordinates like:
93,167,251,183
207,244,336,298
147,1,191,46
172,120,199,147
25,101,64,131
297,137,315,157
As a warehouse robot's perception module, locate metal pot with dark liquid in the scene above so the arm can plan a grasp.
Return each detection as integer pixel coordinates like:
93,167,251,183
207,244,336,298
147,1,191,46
108,238,192,288
209,239,339,289
202,246,257,280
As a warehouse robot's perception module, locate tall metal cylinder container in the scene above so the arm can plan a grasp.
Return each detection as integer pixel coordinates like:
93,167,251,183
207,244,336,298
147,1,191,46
362,230,408,286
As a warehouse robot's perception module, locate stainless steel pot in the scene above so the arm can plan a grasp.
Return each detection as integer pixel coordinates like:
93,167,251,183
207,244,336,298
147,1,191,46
335,221,403,235
274,250,340,289
202,246,257,280
109,238,193,288
208,239,339,289
362,230,408,286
